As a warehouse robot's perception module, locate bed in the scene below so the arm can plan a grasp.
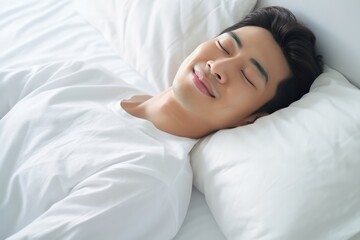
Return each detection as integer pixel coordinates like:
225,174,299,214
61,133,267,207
0,0,359,239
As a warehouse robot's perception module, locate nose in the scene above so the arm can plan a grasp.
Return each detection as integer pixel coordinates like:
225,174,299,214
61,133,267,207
206,59,227,84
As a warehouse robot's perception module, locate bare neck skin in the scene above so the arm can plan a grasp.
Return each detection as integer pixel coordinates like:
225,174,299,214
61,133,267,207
120,89,213,139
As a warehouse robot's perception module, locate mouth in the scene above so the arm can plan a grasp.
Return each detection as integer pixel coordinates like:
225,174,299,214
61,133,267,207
192,68,215,98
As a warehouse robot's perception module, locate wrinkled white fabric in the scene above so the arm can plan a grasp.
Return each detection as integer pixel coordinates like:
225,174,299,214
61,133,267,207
0,61,196,240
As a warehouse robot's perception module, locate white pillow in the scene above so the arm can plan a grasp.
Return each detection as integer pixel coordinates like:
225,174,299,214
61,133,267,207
74,0,257,92
191,66,360,240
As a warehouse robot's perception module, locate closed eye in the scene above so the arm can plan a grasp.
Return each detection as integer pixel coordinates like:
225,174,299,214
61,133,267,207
241,70,256,88
217,40,230,55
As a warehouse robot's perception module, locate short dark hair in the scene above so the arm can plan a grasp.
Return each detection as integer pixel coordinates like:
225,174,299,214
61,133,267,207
221,6,323,113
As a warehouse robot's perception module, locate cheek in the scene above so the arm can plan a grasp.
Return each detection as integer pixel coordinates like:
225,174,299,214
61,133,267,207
173,53,195,86
222,87,264,114
174,42,216,82
177,54,192,73
191,41,218,60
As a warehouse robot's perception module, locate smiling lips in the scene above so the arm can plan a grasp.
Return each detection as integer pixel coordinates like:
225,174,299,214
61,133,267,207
193,69,215,98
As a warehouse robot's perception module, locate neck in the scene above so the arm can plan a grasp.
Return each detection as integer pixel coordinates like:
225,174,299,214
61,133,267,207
120,89,213,139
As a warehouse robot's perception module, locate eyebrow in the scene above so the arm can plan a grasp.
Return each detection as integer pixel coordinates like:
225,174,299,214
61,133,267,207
228,31,269,84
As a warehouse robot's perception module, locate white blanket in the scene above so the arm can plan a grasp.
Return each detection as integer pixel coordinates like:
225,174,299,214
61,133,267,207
0,0,226,239
0,62,196,239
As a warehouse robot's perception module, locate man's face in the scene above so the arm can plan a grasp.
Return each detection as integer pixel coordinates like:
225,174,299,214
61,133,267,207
172,26,291,130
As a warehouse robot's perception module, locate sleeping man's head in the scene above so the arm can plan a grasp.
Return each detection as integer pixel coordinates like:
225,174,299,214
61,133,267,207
172,6,323,131
122,6,323,139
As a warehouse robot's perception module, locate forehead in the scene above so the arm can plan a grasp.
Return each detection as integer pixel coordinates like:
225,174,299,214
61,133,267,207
231,26,291,84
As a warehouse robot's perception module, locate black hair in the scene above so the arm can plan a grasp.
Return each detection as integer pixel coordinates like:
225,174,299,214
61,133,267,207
222,6,323,113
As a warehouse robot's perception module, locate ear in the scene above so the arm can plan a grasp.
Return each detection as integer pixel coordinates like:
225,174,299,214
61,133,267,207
236,112,269,127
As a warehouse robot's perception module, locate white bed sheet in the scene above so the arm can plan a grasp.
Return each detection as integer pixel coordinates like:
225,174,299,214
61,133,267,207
0,0,224,239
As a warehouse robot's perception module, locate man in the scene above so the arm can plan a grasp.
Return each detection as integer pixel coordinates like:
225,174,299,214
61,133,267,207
122,6,323,138
0,6,322,240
